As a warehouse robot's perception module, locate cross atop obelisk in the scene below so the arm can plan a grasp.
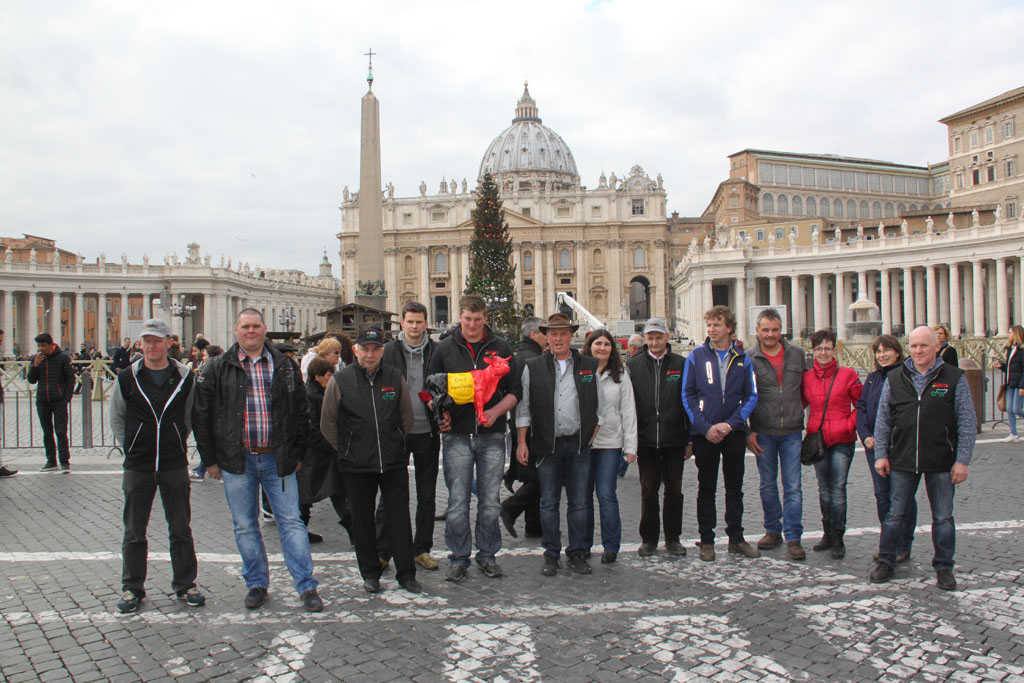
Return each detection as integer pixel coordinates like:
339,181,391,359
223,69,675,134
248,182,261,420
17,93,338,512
365,48,376,90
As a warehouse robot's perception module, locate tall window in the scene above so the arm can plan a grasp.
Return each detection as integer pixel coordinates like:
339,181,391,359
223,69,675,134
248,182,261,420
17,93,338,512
1006,159,1017,178
434,251,447,273
523,250,533,272
756,229,766,241
898,203,906,214
1003,120,1015,138
972,169,981,185
592,248,603,267
762,193,774,212
872,201,882,219
633,247,646,268
985,126,994,144
792,196,803,215
1008,202,1017,219
559,248,571,269
860,200,869,218
885,202,895,218
820,197,829,216
834,198,844,217
778,194,789,214
806,196,817,215
987,166,996,182
969,130,979,148
847,199,856,217
775,227,784,239
953,136,962,153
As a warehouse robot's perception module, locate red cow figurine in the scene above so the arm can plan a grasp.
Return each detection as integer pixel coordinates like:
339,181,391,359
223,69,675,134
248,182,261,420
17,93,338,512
471,354,511,424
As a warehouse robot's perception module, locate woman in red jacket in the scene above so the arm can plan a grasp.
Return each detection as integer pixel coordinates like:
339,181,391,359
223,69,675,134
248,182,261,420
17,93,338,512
802,329,863,560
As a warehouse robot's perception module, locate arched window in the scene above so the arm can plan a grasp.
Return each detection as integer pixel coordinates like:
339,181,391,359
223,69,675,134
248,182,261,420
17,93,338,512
860,200,869,218
909,204,918,211
434,251,447,273
523,250,533,272
820,197,830,216
847,199,856,217
834,198,843,217
559,248,572,269
792,196,803,215
633,247,646,268
762,193,775,213
592,248,603,267
897,203,906,214
871,201,882,219
806,196,817,215
884,202,895,218
404,255,414,275
778,194,789,214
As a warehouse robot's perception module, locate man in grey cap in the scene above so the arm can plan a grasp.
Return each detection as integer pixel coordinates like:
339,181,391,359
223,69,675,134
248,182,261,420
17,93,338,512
110,319,203,612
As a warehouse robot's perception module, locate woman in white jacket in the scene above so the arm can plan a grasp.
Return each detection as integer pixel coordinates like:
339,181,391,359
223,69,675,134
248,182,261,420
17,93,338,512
582,329,638,563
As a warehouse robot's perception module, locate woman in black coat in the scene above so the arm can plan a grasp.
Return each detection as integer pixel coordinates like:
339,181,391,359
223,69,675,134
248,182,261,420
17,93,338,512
933,325,959,367
299,357,351,542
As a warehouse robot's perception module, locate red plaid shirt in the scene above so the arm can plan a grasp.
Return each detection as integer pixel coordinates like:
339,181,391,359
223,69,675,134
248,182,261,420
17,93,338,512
238,347,274,451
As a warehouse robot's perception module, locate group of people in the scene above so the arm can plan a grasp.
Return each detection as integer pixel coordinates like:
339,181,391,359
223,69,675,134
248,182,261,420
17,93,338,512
105,293,985,616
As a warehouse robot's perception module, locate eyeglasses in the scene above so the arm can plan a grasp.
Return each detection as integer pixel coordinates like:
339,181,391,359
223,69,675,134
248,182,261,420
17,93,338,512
813,346,834,353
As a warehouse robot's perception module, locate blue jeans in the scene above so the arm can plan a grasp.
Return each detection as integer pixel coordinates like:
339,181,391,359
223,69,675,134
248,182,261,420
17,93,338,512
536,437,591,559
812,441,855,534
221,451,317,595
586,448,623,553
755,432,804,542
865,448,916,553
442,433,505,568
878,470,955,571
1008,388,1024,436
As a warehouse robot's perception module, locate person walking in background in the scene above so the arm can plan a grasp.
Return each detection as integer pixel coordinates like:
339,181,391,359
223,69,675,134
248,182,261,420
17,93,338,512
858,335,915,564
994,325,1024,443
112,337,132,372
27,332,76,473
803,329,863,560
109,319,203,613
933,326,959,367
582,328,636,564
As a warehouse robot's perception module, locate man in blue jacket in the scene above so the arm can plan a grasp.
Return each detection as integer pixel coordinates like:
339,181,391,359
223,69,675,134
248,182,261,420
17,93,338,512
683,306,759,562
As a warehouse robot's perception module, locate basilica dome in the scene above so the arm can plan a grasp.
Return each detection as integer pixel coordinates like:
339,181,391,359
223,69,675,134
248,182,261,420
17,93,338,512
478,84,580,192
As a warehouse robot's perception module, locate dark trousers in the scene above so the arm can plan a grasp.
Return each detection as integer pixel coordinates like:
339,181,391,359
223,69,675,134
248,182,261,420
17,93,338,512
637,446,685,544
121,468,198,598
37,400,71,465
375,432,440,558
501,461,542,537
694,432,747,544
346,468,416,583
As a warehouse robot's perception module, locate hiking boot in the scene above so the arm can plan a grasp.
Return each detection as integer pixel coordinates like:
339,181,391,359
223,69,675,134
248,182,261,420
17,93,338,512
567,555,592,575
301,589,323,611
812,531,831,552
478,561,504,578
869,563,894,584
637,542,657,557
757,532,782,550
541,557,560,576
936,569,957,591
244,587,267,609
414,553,439,571
177,588,206,607
728,541,761,559
444,565,468,583
699,544,716,562
665,540,687,556
787,541,806,560
117,590,141,613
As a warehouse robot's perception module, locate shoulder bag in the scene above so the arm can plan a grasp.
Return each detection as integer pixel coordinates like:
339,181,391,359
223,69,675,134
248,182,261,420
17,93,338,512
801,369,839,466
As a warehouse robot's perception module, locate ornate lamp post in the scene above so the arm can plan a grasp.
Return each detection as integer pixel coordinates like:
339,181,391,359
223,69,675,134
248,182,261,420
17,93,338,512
278,307,297,334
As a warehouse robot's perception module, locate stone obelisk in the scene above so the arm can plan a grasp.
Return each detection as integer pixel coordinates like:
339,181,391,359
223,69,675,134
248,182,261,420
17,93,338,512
356,49,386,309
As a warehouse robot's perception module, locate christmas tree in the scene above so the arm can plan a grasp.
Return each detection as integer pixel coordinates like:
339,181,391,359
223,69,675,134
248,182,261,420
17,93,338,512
464,172,522,344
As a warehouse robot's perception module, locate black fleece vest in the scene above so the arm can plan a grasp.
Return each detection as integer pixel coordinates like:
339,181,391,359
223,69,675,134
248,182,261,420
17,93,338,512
526,352,599,457
333,364,408,474
888,363,963,473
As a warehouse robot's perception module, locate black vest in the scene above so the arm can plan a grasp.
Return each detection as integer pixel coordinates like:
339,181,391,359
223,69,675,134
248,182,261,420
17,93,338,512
525,351,599,457
117,364,193,471
887,363,963,473
333,363,408,474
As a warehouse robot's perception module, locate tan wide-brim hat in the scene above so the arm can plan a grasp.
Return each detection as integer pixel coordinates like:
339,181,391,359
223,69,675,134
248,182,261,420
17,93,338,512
539,312,580,334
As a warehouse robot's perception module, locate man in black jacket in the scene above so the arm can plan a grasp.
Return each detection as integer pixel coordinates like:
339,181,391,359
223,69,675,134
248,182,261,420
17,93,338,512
427,293,521,583
376,302,440,571
27,332,76,472
192,309,322,612
627,318,691,558
500,316,546,539
109,319,202,613
320,327,419,593
112,337,132,371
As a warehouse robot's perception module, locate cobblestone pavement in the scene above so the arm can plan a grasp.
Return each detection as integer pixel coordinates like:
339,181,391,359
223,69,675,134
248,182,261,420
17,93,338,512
2,433,1023,682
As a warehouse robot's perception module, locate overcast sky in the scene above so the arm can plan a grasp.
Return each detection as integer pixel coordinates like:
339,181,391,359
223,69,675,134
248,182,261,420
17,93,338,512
2,0,1022,273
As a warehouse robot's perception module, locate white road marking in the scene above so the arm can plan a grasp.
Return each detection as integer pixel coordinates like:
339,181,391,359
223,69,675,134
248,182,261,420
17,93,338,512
442,622,540,682
250,629,315,683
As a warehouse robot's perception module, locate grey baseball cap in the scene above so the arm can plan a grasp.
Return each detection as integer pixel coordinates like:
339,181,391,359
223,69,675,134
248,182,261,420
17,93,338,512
643,318,669,335
139,319,171,339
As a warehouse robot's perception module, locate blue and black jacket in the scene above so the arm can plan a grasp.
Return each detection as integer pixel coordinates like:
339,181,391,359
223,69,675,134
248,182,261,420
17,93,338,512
682,338,758,437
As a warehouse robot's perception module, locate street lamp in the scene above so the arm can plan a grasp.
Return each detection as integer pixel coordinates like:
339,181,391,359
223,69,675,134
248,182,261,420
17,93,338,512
278,308,297,333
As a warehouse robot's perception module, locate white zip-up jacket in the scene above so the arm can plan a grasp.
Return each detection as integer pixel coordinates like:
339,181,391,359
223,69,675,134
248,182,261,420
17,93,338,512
592,367,638,454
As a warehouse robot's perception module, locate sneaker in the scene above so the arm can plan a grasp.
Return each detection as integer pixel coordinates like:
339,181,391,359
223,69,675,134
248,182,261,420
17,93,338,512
0,466,18,477
116,590,141,613
541,557,560,576
728,541,761,559
301,589,323,612
189,470,205,482
399,579,423,594
601,552,617,564
244,587,268,609
60,464,71,473
444,565,468,583
869,562,894,584
665,540,687,556
999,434,1020,443
478,561,503,578
307,532,323,544
177,588,206,607
637,542,657,557
699,544,716,562
757,532,783,550
40,463,58,472
567,555,592,575
414,553,439,571
936,569,957,591
787,541,806,561
500,509,518,538
363,578,381,593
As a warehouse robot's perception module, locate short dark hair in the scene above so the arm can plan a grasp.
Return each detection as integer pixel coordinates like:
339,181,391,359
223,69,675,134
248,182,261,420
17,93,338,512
756,308,782,327
236,307,265,324
704,305,736,332
459,293,487,314
206,345,224,358
871,334,904,362
34,333,53,344
402,301,428,319
307,357,335,379
810,329,837,348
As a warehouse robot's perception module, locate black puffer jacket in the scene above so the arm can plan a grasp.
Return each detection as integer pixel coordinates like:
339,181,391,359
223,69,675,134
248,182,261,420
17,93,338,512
192,343,308,477
27,347,76,403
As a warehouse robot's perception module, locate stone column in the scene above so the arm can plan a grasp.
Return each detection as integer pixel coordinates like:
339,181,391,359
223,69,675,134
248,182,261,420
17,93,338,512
938,267,950,327
50,292,62,344
2,290,13,356
418,247,430,309
835,272,847,338
790,275,803,339
902,268,914,331
768,276,779,307
735,276,747,340
97,293,107,352
867,272,877,304
543,242,555,314
914,270,926,327
450,246,461,303
608,240,623,321
996,257,1010,334
985,263,997,333
27,292,39,346
384,247,398,314
119,293,129,342
532,243,544,315
856,271,867,302
926,265,937,325
653,239,666,318
813,273,825,331
972,260,984,336
203,293,216,341
143,293,152,320
701,279,712,317
949,263,961,336
461,247,470,291
880,269,891,335
575,241,588,310
963,264,975,335
889,271,902,332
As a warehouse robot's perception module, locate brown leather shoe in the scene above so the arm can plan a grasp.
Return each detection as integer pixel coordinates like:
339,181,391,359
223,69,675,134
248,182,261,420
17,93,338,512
757,532,782,550
728,541,761,559
787,541,806,560
699,544,716,562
